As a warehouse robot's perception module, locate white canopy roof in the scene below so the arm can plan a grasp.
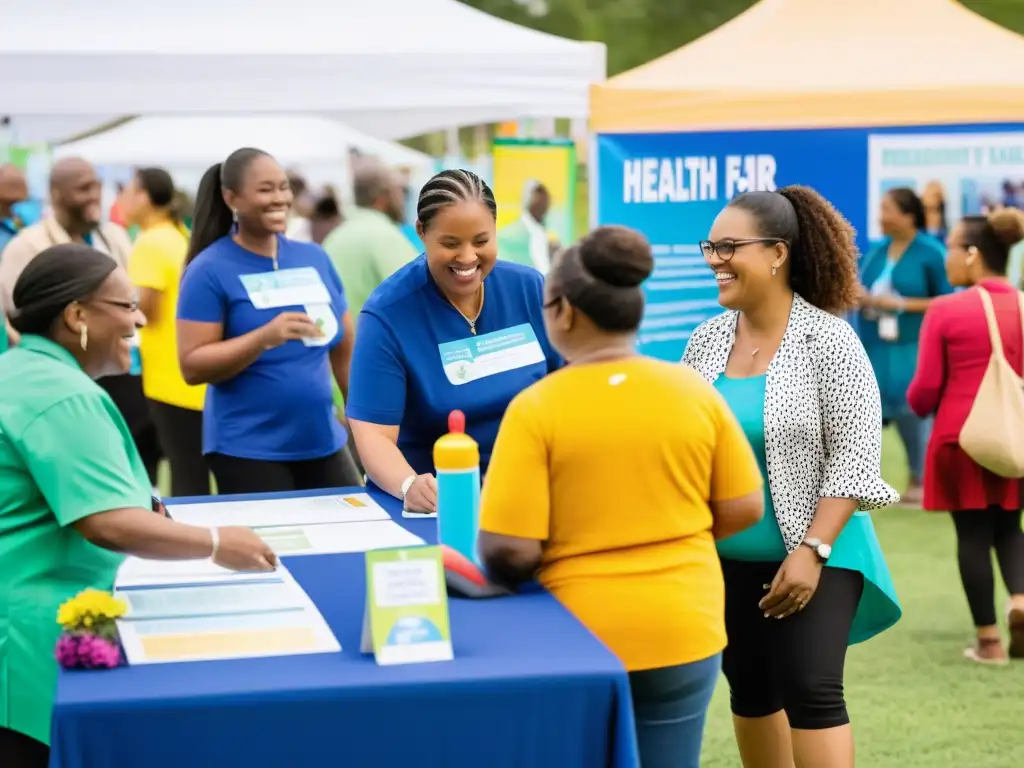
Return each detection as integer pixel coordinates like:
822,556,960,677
1,0,605,143
53,116,436,169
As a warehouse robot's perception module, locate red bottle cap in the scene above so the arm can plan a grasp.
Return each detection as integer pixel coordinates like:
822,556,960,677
448,410,466,434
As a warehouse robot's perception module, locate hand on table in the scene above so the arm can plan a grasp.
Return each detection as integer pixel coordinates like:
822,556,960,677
259,312,322,349
759,546,822,619
214,527,278,571
404,473,438,514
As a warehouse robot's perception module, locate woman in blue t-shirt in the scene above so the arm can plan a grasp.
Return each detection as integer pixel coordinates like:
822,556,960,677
177,148,359,494
346,169,560,514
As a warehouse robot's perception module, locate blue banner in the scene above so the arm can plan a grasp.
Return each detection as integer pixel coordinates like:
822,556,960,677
596,122,1024,362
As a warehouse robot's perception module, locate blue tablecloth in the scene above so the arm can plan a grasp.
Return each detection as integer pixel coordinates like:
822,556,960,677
50,488,639,768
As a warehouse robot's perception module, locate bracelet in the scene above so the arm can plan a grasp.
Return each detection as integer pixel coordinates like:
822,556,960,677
399,474,416,510
209,527,220,561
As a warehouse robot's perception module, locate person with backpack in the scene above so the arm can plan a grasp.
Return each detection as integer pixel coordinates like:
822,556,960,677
908,209,1024,665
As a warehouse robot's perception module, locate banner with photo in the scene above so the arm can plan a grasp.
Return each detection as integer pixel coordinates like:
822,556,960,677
867,131,1024,241
596,128,867,362
492,137,576,273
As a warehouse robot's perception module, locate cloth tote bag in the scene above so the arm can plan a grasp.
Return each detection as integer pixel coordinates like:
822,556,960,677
958,286,1024,478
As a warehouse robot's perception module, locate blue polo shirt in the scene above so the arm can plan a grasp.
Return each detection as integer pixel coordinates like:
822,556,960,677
346,255,560,477
178,235,348,461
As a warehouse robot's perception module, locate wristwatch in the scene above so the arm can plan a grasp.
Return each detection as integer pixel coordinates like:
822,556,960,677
399,474,416,510
801,537,832,563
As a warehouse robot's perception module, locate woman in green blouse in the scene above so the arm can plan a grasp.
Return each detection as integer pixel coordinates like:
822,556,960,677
0,244,277,768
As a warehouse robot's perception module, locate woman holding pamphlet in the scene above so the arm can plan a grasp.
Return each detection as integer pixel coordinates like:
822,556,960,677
0,245,276,768
177,148,361,495
684,187,901,768
478,226,765,768
345,169,561,514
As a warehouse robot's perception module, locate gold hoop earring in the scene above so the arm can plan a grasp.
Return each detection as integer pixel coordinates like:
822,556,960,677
80,324,89,351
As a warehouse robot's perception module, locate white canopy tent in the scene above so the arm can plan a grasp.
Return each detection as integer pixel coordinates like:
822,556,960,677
53,116,436,169
0,0,606,144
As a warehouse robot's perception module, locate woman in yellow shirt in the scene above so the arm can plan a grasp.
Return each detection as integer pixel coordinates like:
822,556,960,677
478,226,765,768
124,168,209,495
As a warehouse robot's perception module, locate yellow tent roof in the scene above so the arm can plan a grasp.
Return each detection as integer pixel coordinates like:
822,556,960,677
591,0,1024,133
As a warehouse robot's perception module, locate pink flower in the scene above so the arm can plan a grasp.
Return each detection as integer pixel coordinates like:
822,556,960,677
55,634,82,669
77,635,122,669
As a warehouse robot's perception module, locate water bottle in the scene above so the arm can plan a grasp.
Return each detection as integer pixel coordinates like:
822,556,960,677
433,410,481,565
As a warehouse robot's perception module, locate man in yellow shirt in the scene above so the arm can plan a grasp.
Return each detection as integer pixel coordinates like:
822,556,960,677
479,227,763,768
124,168,209,496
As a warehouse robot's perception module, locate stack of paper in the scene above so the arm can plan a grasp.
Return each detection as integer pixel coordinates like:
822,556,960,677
165,493,425,557
115,565,340,665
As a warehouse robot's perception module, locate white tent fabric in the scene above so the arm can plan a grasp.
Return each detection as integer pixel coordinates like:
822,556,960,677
0,0,606,142
53,116,436,169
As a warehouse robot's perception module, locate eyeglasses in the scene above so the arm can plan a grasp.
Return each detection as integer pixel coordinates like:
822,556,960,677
699,238,787,261
543,296,563,311
95,298,139,313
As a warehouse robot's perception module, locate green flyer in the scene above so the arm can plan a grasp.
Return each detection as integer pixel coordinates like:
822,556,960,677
361,546,453,665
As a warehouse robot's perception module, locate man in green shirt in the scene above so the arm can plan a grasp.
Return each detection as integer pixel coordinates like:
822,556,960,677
323,161,417,324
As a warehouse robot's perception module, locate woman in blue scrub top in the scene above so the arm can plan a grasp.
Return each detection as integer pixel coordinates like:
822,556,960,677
346,169,560,514
177,148,360,495
859,187,952,505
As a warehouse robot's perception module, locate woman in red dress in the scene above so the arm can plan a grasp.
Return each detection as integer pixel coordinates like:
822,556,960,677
907,210,1024,664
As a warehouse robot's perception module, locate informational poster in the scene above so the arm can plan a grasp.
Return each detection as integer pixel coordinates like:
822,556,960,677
867,131,1024,241
492,137,576,273
596,128,866,362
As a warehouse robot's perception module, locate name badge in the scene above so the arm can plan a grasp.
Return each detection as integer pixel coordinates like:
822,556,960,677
878,314,899,342
438,323,545,386
240,267,331,309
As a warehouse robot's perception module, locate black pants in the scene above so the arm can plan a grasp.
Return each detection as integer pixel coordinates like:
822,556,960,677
97,374,161,486
952,508,1024,627
0,727,49,768
721,559,863,730
148,400,210,497
207,448,364,495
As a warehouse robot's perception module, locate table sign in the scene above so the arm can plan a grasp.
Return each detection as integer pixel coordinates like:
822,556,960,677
360,546,453,665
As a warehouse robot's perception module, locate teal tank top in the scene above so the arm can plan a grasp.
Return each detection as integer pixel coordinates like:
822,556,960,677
713,374,788,561
714,373,902,645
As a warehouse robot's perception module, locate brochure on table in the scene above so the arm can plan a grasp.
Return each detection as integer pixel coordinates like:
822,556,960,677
165,492,425,557
115,565,340,665
361,546,453,666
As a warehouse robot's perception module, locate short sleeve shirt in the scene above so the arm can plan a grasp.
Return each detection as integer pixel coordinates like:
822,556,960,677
346,256,561,477
177,235,348,461
0,335,151,745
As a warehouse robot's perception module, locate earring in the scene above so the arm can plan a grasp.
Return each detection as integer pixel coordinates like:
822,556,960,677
771,265,778,276
80,324,88,351
231,209,239,223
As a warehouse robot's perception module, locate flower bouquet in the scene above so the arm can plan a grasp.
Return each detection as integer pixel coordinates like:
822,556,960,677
54,589,127,670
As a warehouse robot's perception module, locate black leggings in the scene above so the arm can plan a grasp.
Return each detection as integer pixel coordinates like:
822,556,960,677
148,400,210,497
721,559,863,731
207,449,364,495
97,374,161,486
0,727,48,768
952,508,1024,627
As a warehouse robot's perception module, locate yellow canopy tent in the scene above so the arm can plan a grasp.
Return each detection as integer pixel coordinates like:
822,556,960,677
590,0,1024,133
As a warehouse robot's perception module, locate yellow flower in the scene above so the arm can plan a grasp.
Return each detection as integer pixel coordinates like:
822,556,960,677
56,589,127,629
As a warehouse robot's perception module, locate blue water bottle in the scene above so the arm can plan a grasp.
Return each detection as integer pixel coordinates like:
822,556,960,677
433,410,481,565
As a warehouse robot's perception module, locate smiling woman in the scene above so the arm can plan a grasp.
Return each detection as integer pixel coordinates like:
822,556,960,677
345,169,562,514
175,148,361,495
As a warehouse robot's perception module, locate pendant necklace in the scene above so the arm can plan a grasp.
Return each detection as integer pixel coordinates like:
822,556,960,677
451,284,485,335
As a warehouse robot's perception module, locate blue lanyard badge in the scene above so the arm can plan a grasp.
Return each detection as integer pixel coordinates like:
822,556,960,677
438,323,545,386
870,258,897,296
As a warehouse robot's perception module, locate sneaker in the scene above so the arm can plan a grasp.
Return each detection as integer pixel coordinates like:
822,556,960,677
964,637,1009,665
1009,607,1024,660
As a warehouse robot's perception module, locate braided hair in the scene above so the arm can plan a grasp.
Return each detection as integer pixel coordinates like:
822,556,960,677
416,169,497,231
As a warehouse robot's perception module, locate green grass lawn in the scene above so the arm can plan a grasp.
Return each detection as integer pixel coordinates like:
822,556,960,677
700,429,1024,767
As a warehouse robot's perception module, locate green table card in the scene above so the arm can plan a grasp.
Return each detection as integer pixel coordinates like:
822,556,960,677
360,546,453,665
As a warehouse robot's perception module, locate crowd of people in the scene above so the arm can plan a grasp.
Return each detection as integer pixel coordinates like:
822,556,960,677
0,147,1022,768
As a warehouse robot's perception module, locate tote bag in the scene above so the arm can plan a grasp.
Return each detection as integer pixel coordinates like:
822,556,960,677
958,287,1024,478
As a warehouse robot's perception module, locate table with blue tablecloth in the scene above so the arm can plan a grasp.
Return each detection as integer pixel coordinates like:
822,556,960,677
49,487,639,768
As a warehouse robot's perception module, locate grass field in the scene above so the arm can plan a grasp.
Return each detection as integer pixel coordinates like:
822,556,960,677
699,429,1024,767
